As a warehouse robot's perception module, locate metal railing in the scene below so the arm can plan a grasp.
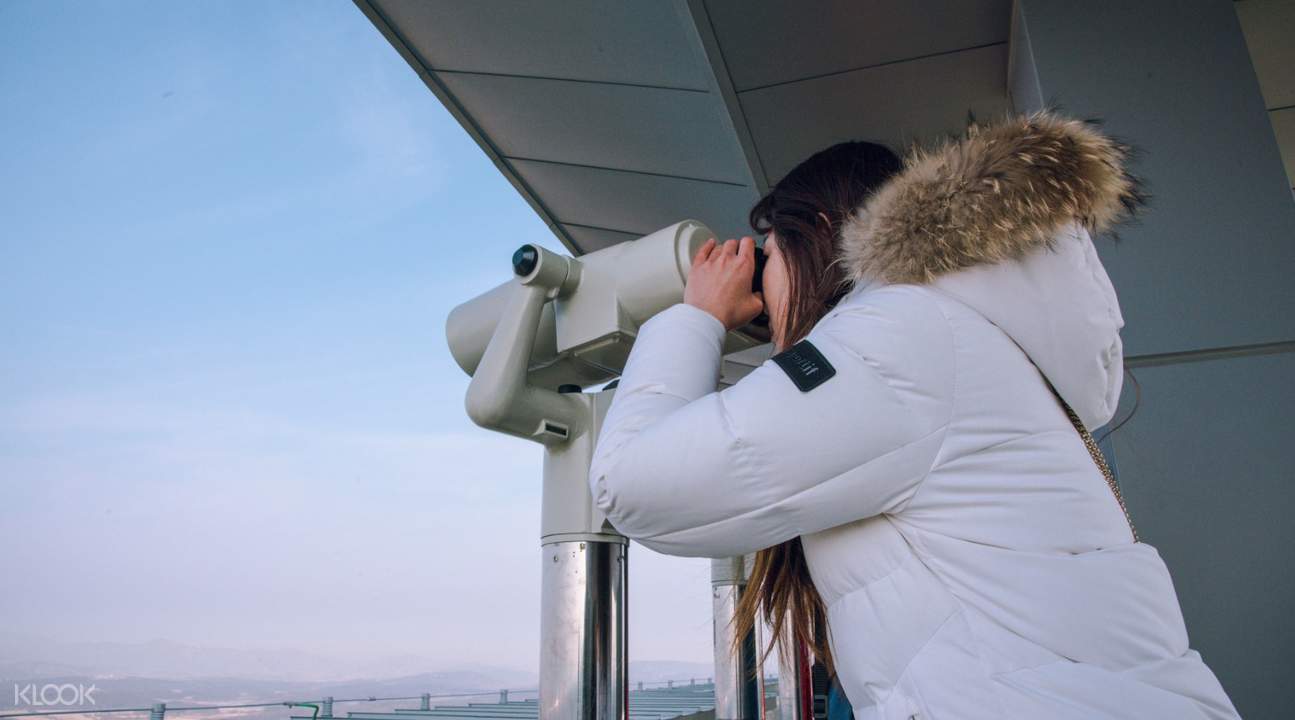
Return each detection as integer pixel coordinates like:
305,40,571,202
0,678,734,720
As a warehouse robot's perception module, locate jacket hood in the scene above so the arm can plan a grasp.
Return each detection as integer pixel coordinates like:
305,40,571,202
838,109,1148,429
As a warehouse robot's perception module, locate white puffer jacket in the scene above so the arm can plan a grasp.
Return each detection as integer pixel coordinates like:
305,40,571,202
587,112,1242,720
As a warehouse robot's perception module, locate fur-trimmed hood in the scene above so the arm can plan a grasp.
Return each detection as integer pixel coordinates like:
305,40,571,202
837,110,1148,429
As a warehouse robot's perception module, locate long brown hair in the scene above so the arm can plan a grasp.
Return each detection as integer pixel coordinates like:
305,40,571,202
729,140,902,680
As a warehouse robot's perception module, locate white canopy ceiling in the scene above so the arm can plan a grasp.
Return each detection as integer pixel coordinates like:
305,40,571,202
355,0,1014,255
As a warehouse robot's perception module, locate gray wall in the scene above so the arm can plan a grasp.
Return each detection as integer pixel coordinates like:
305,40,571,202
1015,1,1295,717
1111,353,1294,718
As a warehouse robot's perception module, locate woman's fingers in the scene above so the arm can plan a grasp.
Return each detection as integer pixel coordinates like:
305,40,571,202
694,237,716,266
701,236,755,264
684,235,763,330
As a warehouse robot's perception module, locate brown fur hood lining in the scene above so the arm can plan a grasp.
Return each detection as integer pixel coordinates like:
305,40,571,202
838,109,1149,286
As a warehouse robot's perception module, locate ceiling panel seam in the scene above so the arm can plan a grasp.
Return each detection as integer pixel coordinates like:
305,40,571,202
506,155,750,188
738,40,1010,94
562,221,648,237
432,67,710,94
678,0,770,195
1126,339,1295,369
352,0,583,254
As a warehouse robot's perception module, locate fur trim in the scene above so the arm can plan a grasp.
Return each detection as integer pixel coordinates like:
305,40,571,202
838,109,1148,286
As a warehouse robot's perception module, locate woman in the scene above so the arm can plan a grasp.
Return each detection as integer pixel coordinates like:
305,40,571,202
587,110,1241,719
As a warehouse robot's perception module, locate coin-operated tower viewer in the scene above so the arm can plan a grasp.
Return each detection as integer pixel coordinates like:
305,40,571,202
445,221,771,720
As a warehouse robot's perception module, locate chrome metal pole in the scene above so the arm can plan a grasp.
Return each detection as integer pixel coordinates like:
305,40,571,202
540,538,628,720
775,610,809,720
712,555,761,720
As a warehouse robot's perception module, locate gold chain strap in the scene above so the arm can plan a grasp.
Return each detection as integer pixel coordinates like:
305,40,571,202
1046,383,1140,543
921,284,1139,542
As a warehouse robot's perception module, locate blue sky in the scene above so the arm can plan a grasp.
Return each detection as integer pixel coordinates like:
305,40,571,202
0,0,715,674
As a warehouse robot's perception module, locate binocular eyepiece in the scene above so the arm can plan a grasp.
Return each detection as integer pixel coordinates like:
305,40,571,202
513,244,540,277
751,238,769,328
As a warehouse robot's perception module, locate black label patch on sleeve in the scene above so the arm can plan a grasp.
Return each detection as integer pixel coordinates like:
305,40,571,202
771,339,836,392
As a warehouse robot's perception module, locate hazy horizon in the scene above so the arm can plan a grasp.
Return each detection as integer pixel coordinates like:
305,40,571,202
1,630,721,683
1,0,720,677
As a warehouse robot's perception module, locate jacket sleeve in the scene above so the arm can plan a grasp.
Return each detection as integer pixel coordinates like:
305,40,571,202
587,288,954,558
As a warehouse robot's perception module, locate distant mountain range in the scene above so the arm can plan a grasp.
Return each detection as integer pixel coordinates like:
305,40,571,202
0,632,715,712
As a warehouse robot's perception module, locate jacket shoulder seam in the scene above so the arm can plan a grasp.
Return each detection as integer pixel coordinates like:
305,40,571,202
885,286,958,515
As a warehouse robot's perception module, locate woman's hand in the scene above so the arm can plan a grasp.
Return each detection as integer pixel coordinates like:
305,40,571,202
684,236,765,332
